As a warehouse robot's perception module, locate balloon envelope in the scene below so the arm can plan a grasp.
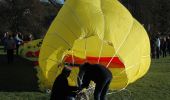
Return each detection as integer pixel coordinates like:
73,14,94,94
39,0,150,90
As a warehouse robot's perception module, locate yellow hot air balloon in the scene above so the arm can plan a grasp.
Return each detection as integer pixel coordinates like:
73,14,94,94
19,39,42,61
38,0,150,91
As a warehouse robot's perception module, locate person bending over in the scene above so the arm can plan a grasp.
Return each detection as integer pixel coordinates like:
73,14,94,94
78,62,112,100
50,66,79,100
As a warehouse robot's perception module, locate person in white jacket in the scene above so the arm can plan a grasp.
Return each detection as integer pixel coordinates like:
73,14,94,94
156,36,161,59
15,33,23,55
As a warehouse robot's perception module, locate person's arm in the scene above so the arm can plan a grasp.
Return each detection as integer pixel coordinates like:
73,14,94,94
68,85,79,91
64,62,83,86
16,34,23,42
81,76,90,89
77,66,85,87
64,63,81,67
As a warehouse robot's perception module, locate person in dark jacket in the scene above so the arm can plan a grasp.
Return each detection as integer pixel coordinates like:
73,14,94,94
162,37,167,57
78,62,112,100
5,35,16,63
50,66,79,100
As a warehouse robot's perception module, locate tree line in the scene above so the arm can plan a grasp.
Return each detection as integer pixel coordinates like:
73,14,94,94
1,0,170,39
0,0,61,39
120,0,170,37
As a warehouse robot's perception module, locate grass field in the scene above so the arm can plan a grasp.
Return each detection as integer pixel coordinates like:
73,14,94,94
107,57,170,100
0,45,170,100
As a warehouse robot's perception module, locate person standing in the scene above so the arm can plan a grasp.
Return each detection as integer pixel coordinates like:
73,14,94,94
3,32,9,52
167,36,170,55
155,36,161,59
28,33,33,41
78,62,112,100
15,33,23,55
162,37,167,57
5,35,16,63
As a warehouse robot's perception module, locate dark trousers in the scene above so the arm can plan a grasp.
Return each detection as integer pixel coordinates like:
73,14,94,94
156,47,160,59
7,49,14,63
162,50,167,57
94,78,112,100
168,48,170,55
16,44,19,55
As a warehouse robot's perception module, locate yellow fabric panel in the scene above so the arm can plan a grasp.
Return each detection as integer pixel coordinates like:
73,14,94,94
39,0,150,90
109,68,128,90
19,39,42,61
72,35,115,58
136,37,151,80
129,32,151,83
39,40,68,73
65,0,104,38
102,0,133,50
117,19,150,84
138,57,151,78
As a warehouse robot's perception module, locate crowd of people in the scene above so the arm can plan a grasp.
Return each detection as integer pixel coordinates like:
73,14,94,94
151,35,170,59
0,31,33,63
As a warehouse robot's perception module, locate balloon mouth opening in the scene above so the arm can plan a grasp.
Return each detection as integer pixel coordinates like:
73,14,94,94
64,55,125,68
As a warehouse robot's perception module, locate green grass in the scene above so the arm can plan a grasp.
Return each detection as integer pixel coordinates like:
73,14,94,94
0,45,6,55
0,53,170,100
0,45,17,55
107,56,170,100
0,92,50,100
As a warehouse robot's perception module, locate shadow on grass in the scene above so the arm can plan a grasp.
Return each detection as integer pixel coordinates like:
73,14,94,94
0,55,39,92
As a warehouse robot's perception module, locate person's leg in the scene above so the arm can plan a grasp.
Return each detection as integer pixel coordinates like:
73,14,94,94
4,45,6,52
16,44,19,55
50,82,57,100
156,47,159,59
7,50,10,63
153,47,156,59
163,50,166,57
162,50,164,57
165,50,167,57
3,40,6,52
11,49,14,62
8,49,13,63
100,79,111,100
94,82,105,100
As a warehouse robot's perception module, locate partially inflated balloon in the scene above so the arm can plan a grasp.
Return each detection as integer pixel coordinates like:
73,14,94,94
19,39,42,61
39,0,150,90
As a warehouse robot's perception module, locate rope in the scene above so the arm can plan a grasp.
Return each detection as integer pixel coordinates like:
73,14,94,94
84,38,87,61
98,40,104,64
106,19,134,68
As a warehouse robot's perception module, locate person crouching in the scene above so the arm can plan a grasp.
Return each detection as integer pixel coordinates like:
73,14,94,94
50,65,79,100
